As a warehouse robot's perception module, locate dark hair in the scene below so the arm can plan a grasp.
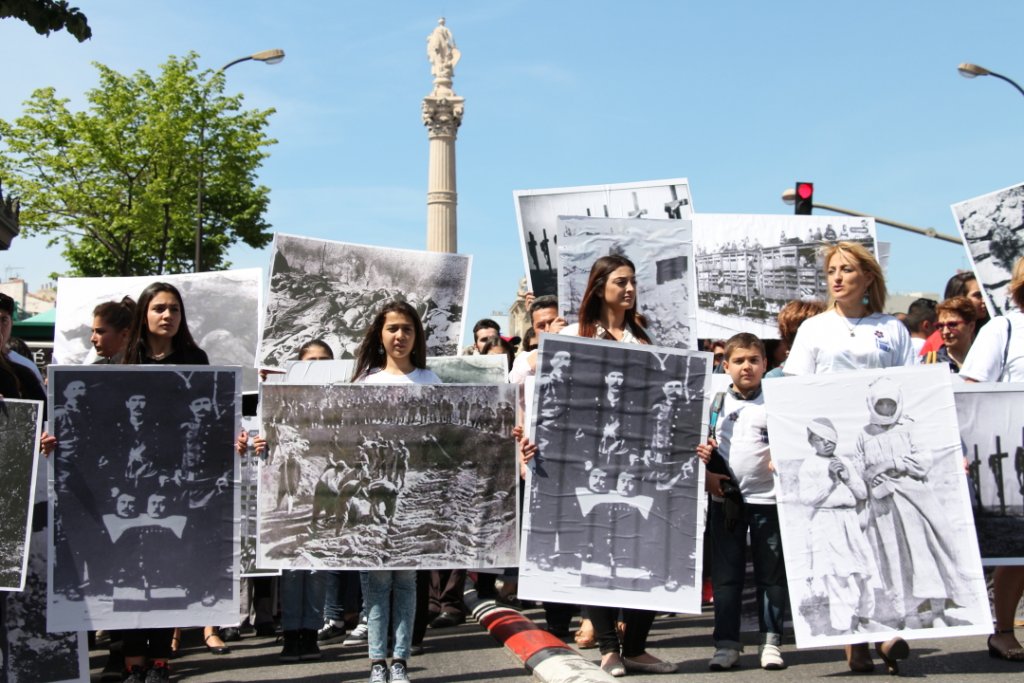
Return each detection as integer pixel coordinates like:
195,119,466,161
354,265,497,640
0,292,14,316
122,282,199,363
481,336,515,371
93,296,136,331
351,300,427,381
7,337,31,358
904,298,937,333
936,296,978,325
529,295,559,316
724,332,766,362
298,339,335,360
776,299,826,348
943,271,977,300
472,318,500,336
521,327,537,351
577,255,651,343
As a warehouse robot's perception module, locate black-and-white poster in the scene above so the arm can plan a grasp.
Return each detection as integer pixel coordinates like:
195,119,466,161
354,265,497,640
515,178,693,297
0,399,41,593
257,383,518,570
762,365,991,647
46,366,241,631
556,216,697,349
258,234,471,366
277,356,509,386
53,269,262,392
240,416,279,578
2,459,88,683
951,182,1024,316
954,383,1024,565
518,335,710,614
693,214,877,339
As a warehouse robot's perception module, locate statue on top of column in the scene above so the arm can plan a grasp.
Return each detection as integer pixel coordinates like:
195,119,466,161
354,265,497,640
426,17,461,80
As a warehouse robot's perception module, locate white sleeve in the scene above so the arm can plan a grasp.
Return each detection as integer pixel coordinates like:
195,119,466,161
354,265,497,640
960,317,1008,382
508,351,534,385
891,319,916,367
782,324,816,376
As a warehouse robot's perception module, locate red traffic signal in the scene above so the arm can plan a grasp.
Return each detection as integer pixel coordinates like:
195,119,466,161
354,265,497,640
794,182,813,214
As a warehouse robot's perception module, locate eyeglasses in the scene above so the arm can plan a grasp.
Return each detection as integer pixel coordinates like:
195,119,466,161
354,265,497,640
934,321,963,330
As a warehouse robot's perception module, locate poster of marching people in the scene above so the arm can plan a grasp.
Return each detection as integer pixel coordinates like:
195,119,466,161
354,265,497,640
0,399,42,592
257,383,519,570
518,335,711,614
693,214,877,339
954,382,1024,565
515,178,693,297
258,234,471,366
2,460,88,683
951,182,1024,316
53,269,262,391
762,365,991,648
556,216,697,349
46,366,241,631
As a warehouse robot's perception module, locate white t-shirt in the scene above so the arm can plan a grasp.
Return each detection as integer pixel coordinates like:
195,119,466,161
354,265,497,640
784,310,914,375
959,310,1024,382
911,336,926,364
358,367,441,385
715,390,774,504
508,350,535,385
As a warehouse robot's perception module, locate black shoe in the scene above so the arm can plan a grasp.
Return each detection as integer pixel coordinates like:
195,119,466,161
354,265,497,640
220,627,242,642
204,632,231,655
317,621,347,644
254,621,279,637
144,661,171,683
122,665,147,683
279,631,301,663
430,611,465,628
299,629,322,661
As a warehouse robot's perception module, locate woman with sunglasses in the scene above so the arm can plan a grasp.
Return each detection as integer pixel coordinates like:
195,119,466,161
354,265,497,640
922,297,978,372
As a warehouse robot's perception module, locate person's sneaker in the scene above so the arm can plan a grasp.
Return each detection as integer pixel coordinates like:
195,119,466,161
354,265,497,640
122,666,147,683
759,644,786,670
368,662,389,683
343,621,369,646
299,629,322,661
144,661,171,683
389,660,411,682
317,621,347,644
279,631,301,663
709,647,740,671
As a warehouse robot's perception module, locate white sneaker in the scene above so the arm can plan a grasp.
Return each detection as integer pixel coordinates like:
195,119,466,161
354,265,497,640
760,643,786,670
709,647,740,671
344,621,369,646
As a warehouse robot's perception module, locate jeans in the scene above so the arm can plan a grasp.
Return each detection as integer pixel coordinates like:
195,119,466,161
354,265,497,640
323,570,361,622
709,501,788,649
280,570,327,631
365,569,416,661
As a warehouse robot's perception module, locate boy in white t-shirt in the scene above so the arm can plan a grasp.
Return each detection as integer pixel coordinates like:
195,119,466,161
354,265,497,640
697,333,788,671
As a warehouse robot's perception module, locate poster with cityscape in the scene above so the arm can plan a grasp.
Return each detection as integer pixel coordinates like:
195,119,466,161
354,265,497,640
514,178,693,297
693,214,877,339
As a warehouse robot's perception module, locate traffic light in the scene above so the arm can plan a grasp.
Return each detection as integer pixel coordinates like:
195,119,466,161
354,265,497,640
794,182,813,215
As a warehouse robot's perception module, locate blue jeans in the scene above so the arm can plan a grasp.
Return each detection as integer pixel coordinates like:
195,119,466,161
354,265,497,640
323,570,361,622
709,501,788,649
280,570,327,631
364,569,416,661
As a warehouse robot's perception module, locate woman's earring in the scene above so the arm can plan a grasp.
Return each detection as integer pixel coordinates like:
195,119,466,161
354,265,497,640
379,344,385,355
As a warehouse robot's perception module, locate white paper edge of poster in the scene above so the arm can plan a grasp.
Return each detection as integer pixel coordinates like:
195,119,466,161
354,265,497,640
953,381,1024,566
44,365,242,631
240,412,281,578
0,398,42,593
949,180,1024,317
762,365,992,647
519,335,710,614
513,178,693,294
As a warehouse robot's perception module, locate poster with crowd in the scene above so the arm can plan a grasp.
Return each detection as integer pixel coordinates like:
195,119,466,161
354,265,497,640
515,178,693,297
258,234,471,367
0,399,41,592
53,269,262,392
257,383,519,570
556,216,697,349
2,459,88,683
692,214,877,339
518,335,710,614
277,356,509,386
951,182,1024,316
762,365,991,647
46,366,241,631
954,383,1024,565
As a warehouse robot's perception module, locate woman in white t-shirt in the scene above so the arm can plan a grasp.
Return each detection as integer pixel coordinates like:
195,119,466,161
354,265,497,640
960,256,1024,662
784,241,912,674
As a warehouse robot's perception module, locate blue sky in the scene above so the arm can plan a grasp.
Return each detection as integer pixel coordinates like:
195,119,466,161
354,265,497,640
2,1,1022,337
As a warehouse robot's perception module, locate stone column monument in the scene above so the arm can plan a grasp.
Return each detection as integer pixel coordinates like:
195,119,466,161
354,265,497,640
422,18,464,253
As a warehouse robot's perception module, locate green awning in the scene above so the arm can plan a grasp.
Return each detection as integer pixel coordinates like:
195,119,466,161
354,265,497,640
12,307,55,341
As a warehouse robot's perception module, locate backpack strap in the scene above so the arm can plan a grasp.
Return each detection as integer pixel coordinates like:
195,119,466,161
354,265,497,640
708,391,726,440
1000,317,1013,381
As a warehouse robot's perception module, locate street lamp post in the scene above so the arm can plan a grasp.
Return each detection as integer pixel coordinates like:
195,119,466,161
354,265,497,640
194,49,285,273
958,62,1024,99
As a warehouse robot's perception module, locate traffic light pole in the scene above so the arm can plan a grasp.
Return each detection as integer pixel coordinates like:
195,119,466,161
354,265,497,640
810,202,963,245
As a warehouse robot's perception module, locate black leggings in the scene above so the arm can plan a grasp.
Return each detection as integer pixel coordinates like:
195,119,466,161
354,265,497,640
120,628,174,660
588,607,655,657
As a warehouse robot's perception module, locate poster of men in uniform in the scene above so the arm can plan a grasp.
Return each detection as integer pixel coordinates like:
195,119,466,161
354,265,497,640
556,216,697,349
0,399,41,592
46,366,241,631
762,365,991,647
257,383,518,570
954,383,1024,564
258,234,471,366
518,335,710,614
515,178,693,297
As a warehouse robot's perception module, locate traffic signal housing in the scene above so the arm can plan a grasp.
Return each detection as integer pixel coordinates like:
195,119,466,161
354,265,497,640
794,182,813,215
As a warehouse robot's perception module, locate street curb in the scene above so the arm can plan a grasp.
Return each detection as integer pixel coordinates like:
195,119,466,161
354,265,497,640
464,587,619,683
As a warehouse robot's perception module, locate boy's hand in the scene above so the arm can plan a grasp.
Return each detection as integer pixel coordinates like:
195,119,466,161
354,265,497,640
696,437,718,465
828,458,849,482
705,471,730,497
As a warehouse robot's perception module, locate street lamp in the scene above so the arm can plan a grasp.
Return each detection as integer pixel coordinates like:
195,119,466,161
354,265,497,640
779,188,963,245
957,62,1024,99
195,49,285,272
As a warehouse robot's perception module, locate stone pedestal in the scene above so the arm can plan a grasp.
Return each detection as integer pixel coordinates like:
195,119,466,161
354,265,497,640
422,91,463,254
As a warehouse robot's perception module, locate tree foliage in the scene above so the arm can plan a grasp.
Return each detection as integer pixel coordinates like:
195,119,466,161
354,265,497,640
0,52,276,276
0,0,91,41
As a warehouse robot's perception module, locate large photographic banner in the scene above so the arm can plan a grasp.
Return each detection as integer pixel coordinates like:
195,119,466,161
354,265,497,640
556,216,697,349
257,383,518,570
258,234,471,366
951,182,1024,316
954,383,1024,565
693,214,877,339
54,269,262,392
0,399,42,592
275,355,509,386
515,178,693,297
46,366,241,631
762,365,991,648
518,335,711,614
240,415,279,578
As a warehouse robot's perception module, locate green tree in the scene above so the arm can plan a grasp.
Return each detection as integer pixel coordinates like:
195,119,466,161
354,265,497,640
0,0,90,41
0,52,275,276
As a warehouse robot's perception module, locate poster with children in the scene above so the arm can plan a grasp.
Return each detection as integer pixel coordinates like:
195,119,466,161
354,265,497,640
762,365,991,647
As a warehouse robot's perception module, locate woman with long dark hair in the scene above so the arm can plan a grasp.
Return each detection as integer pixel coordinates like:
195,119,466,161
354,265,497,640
91,296,136,363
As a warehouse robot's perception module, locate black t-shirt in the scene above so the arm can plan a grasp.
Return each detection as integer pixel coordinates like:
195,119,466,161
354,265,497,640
136,346,210,366
0,360,45,402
